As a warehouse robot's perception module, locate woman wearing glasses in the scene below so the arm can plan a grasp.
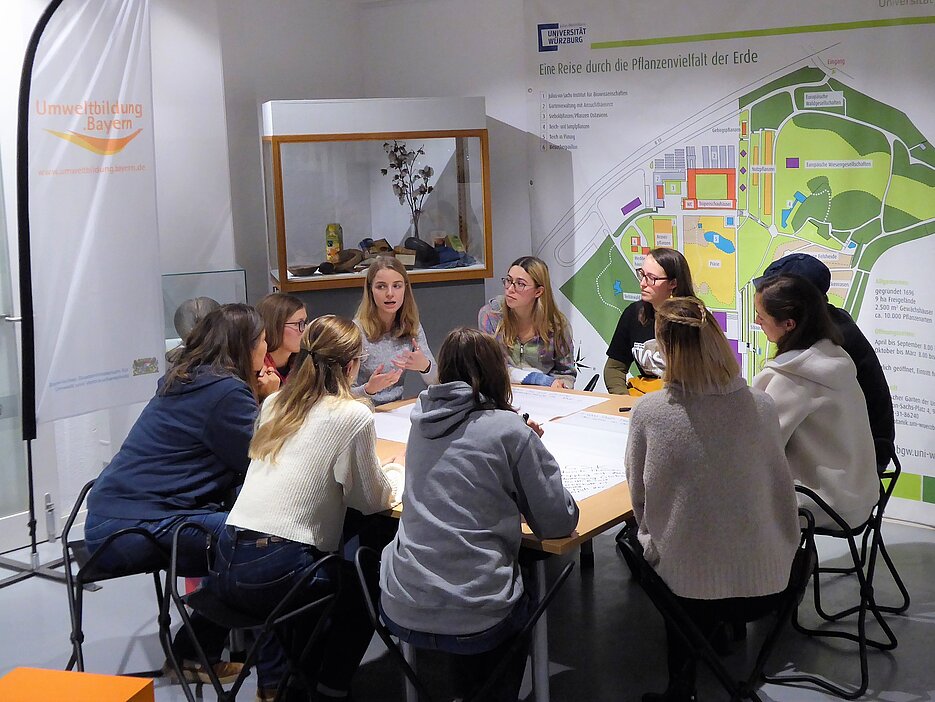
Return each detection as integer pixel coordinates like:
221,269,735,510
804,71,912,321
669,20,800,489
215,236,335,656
604,247,695,395
215,315,402,701
257,292,307,384
478,256,576,388
353,256,438,405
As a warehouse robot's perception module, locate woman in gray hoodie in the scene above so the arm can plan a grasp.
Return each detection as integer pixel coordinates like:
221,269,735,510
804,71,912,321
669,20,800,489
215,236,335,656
380,326,579,702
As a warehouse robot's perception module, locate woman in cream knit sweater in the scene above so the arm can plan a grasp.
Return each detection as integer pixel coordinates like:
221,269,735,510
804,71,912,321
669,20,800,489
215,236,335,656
214,315,401,701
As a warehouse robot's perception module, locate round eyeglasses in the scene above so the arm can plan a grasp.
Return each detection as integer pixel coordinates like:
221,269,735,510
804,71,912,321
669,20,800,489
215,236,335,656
501,276,532,291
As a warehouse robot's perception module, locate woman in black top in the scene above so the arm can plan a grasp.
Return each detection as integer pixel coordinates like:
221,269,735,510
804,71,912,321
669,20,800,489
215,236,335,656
604,248,695,394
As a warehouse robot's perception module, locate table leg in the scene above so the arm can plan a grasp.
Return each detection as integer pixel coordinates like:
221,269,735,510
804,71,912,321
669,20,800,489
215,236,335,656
532,558,550,702
401,641,418,702
580,538,594,569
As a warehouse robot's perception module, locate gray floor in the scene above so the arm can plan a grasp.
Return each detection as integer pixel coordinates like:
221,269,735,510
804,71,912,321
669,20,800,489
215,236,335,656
1,519,933,701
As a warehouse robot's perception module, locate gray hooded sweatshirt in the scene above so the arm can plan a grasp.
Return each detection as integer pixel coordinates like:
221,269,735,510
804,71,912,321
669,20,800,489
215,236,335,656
380,381,579,635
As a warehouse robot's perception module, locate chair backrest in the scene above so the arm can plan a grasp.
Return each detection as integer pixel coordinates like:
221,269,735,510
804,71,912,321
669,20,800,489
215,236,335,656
468,560,574,702
62,478,169,582
354,546,575,702
617,512,815,701
167,522,340,702
789,508,818,606
354,546,434,700
875,438,901,513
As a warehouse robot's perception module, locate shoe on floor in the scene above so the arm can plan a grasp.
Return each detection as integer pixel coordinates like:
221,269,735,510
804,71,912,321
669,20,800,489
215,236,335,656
162,659,244,685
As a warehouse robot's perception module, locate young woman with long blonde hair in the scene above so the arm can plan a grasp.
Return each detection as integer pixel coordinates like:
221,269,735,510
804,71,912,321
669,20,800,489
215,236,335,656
622,296,799,702
215,315,401,700
478,255,575,388
353,256,438,405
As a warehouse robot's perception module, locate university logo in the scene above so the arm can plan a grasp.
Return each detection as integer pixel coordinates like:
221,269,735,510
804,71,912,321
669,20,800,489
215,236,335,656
537,22,587,53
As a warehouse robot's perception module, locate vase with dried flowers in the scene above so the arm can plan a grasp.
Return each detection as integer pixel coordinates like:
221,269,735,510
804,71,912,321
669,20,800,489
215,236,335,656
380,140,434,241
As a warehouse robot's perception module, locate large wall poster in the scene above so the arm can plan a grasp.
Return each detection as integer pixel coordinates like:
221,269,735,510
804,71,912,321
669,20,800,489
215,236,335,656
524,1,935,522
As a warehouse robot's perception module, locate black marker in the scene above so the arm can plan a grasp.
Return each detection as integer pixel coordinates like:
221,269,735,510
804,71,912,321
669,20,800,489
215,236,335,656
618,406,631,413
522,413,530,422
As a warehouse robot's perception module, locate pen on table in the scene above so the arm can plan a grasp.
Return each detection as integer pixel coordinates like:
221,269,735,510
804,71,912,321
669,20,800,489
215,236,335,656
618,406,631,413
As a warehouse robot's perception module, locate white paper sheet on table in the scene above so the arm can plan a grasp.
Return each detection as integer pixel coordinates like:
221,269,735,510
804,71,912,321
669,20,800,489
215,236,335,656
539,415,630,501
373,411,413,444
373,395,630,502
510,386,606,422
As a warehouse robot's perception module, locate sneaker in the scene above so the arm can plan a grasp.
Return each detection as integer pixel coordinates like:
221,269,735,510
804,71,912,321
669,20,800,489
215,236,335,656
162,659,244,685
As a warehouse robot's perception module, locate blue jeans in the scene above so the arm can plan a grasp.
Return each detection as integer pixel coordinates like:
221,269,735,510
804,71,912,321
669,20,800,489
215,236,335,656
83,511,231,663
210,527,374,693
382,591,535,702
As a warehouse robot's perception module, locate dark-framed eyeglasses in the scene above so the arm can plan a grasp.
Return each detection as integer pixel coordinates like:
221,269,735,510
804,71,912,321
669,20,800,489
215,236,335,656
284,319,308,333
636,268,670,285
501,276,532,291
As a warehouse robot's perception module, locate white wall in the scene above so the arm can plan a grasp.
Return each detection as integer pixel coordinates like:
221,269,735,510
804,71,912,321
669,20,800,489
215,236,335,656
215,0,366,301
359,0,532,298
151,0,237,274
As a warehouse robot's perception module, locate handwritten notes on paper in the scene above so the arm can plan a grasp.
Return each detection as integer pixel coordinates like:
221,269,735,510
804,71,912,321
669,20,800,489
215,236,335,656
541,412,630,501
373,393,631,502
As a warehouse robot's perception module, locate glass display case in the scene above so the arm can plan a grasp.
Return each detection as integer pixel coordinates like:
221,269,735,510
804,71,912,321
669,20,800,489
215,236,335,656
161,268,247,352
261,97,493,291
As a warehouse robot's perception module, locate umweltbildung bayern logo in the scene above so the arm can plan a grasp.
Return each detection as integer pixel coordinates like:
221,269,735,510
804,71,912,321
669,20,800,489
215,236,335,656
36,99,143,155
538,23,587,52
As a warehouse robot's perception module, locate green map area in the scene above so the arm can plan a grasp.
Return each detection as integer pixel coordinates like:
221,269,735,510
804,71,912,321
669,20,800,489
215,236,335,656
561,68,935,379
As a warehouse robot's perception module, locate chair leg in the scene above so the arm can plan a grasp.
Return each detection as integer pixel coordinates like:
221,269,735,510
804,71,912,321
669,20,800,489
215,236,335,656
401,641,420,702
784,530,897,699
71,580,87,671
153,572,175,667
875,538,911,614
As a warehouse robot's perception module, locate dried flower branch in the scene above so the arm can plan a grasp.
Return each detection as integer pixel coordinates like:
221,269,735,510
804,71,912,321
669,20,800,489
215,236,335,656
380,140,434,239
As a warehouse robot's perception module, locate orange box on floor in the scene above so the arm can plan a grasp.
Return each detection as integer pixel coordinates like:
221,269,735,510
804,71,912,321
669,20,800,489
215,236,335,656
0,667,154,702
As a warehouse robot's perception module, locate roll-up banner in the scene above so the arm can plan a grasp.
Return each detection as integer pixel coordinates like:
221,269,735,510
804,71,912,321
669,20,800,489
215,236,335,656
28,0,162,423
524,0,935,524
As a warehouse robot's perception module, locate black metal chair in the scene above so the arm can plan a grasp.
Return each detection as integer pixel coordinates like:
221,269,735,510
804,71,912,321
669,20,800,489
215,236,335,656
819,439,910,616
354,545,574,702
166,522,341,702
617,509,818,702
62,479,173,674
774,484,898,699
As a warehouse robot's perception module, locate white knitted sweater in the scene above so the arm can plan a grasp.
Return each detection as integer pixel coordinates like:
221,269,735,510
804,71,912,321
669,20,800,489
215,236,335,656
227,394,396,552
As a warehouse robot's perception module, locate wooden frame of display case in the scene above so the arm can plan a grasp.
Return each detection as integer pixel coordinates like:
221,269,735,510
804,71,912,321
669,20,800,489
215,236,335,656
264,128,493,292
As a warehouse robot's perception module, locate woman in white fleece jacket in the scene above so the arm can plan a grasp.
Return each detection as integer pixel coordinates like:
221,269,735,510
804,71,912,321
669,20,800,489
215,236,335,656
752,274,879,530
